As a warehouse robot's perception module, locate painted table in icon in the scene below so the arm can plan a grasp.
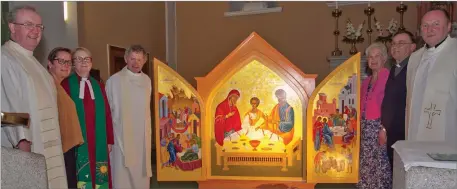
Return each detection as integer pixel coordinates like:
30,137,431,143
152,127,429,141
215,136,301,172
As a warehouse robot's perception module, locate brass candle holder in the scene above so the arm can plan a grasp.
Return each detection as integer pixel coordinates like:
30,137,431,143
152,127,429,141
364,6,375,45
396,2,408,32
331,8,342,56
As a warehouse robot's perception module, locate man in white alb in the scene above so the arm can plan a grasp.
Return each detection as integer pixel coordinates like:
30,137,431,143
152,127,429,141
1,5,68,188
405,8,457,148
106,45,152,188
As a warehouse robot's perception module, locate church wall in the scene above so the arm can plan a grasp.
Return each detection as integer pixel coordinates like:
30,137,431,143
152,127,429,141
8,1,79,66
453,2,457,24
175,2,417,87
77,2,166,80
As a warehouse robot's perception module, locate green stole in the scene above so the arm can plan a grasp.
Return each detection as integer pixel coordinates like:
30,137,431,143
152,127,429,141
68,73,109,189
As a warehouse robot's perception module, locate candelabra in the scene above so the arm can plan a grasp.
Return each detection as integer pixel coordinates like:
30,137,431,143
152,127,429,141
364,6,375,45
331,8,342,56
396,3,408,32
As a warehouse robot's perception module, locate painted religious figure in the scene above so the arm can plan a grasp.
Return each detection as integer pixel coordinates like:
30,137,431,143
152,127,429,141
154,32,317,182
259,89,294,145
155,60,204,181
307,53,361,183
158,87,203,171
214,89,243,145
210,60,304,179
241,97,268,140
239,97,282,142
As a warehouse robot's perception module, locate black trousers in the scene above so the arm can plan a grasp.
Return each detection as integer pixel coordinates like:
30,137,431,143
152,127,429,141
386,137,395,170
386,128,405,171
64,146,77,189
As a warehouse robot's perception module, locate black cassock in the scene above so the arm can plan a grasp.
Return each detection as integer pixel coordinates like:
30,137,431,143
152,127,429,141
381,57,409,169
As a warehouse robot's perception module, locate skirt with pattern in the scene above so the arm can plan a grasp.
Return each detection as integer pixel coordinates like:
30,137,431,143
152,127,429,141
357,118,392,189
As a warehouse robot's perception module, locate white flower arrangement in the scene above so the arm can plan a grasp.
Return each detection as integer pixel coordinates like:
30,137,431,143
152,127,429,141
374,18,384,36
374,17,399,37
343,19,365,43
387,18,399,35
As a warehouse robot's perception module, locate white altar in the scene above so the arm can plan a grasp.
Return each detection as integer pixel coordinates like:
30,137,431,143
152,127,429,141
392,141,457,189
1,147,48,188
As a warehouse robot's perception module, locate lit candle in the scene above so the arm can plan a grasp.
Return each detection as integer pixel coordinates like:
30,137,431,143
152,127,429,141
336,1,339,9
401,1,403,5
368,1,371,7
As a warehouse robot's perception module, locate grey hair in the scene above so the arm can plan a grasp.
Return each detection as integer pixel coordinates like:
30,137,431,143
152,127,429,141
124,45,147,59
7,5,38,23
72,47,92,57
365,42,388,59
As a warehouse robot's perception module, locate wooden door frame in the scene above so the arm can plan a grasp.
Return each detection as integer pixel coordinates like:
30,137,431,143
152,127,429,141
106,44,152,77
107,44,125,76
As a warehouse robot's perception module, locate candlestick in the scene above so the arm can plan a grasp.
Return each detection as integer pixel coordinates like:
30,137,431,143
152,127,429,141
396,2,408,32
364,6,375,44
331,8,343,56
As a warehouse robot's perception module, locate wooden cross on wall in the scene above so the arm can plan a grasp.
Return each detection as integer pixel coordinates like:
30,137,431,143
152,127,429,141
424,103,441,129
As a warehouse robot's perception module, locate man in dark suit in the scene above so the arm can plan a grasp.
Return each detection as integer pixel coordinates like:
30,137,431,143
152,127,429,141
381,30,416,169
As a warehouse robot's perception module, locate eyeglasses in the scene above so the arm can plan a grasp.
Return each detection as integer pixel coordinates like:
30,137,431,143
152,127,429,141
73,57,92,63
13,22,44,31
53,58,72,66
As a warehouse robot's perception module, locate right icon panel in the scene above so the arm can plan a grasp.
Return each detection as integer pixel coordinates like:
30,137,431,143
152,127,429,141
307,53,361,183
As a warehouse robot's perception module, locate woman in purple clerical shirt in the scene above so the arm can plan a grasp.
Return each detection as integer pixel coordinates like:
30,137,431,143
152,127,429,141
358,42,392,189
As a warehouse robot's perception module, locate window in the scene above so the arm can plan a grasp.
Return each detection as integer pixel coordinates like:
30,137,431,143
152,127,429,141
225,1,282,17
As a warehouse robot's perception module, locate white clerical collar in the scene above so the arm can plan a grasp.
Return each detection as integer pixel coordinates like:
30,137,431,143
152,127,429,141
6,40,34,56
125,66,142,76
424,35,450,53
79,77,95,99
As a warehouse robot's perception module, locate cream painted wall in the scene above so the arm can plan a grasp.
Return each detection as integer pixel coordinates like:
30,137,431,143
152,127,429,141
77,2,166,81
9,1,79,66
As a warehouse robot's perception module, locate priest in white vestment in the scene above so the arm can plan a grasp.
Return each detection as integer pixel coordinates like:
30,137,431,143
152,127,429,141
405,8,457,149
106,45,152,189
1,5,68,188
